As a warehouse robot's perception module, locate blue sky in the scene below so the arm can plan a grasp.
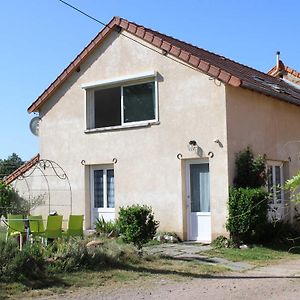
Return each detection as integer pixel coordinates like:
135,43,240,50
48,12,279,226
0,0,299,161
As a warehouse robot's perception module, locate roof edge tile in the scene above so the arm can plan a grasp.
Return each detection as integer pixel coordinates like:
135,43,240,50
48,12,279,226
4,154,40,185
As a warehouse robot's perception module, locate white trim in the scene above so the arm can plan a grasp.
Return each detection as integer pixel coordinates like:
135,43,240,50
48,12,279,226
84,121,159,133
84,75,159,131
81,71,157,89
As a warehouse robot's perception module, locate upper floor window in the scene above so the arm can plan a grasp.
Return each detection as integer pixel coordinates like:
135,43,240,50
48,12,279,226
84,72,158,131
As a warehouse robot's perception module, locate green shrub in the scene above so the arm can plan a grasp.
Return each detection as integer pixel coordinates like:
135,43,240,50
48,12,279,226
260,221,300,244
95,216,118,237
46,237,141,273
211,236,237,248
226,187,269,244
0,182,14,218
117,205,159,250
46,238,90,273
234,147,266,188
0,239,46,282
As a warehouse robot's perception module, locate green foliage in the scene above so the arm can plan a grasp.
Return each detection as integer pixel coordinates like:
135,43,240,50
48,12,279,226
285,170,300,203
95,216,118,237
234,147,266,188
0,182,44,217
46,238,90,273
0,153,24,180
211,236,237,249
226,187,269,244
0,182,14,218
117,205,159,250
0,239,46,282
46,238,140,273
259,220,300,244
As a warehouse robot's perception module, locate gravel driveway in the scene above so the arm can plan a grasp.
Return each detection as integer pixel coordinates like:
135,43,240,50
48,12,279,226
40,258,300,300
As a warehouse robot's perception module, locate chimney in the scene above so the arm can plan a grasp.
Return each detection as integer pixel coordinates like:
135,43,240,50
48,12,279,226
276,51,280,70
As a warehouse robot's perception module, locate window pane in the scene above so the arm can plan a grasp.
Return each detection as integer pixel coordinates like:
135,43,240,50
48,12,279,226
267,166,272,192
123,82,155,123
94,170,103,208
190,164,210,212
107,169,115,208
94,87,121,128
275,166,282,203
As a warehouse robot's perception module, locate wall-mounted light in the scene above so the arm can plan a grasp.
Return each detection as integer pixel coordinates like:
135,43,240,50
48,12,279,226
214,139,223,148
188,140,198,152
188,140,203,157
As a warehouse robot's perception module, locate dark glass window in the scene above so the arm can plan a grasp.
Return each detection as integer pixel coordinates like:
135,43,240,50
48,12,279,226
91,81,156,129
123,82,155,123
94,87,121,128
94,170,103,208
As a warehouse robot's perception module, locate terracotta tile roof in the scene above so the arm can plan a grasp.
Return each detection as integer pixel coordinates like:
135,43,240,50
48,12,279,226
4,154,40,185
268,64,300,79
27,16,300,113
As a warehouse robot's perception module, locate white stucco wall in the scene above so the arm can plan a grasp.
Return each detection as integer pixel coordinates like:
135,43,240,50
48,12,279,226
37,30,229,239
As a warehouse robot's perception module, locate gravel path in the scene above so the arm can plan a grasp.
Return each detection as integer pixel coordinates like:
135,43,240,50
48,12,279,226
39,257,300,300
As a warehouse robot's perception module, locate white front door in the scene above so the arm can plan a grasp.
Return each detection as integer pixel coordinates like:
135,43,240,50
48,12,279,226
90,166,115,228
186,161,211,242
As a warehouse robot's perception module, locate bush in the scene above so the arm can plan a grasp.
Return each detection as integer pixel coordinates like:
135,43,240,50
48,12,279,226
46,237,141,273
234,147,266,188
46,238,90,273
0,182,14,218
95,216,118,237
0,239,46,282
211,236,237,248
117,205,159,250
226,187,269,244
260,221,300,244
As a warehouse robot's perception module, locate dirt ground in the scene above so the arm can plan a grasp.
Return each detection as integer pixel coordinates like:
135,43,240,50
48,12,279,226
40,259,300,300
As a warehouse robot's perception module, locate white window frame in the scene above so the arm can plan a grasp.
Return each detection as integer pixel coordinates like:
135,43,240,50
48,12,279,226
83,71,159,132
266,161,284,205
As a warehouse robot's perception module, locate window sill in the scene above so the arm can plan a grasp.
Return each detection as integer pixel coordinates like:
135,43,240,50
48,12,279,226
84,121,160,134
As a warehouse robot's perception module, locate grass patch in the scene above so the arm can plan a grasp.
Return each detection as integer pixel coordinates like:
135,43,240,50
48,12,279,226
202,245,300,265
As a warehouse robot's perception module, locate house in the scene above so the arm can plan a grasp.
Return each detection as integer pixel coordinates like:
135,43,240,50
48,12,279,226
5,17,300,242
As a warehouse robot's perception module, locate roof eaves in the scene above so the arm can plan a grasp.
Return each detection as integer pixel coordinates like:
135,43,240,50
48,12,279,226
27,17,121,113
241,81,300,106
28,17,243,113
4,154,40,185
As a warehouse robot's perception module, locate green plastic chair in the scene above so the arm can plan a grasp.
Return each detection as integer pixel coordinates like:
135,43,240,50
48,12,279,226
6,214,26,250
67,215,84,238
28,215,45,242
44,215,63,244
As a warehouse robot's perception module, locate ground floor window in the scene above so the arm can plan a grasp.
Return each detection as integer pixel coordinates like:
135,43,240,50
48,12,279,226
90,166,116,227
93,168,115,209
266,161,284,205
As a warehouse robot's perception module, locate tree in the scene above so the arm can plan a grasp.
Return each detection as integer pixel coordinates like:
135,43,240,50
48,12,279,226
285,171,300,203
0,153,24,180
